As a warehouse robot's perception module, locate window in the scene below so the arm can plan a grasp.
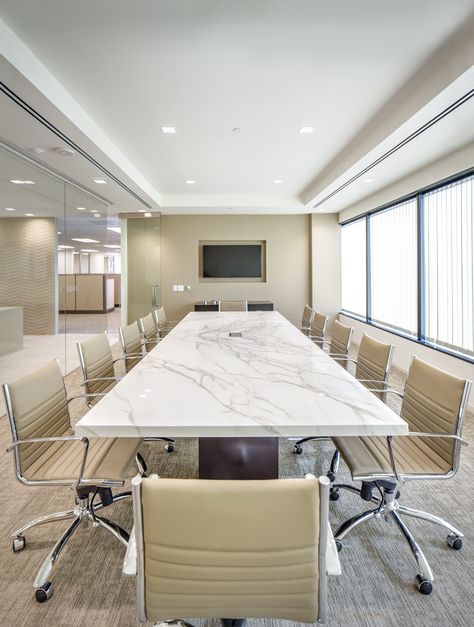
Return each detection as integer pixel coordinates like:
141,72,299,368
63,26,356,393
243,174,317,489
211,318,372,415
341,218,366,317
424,175,474,357
339,169,474,363
370,199,418,337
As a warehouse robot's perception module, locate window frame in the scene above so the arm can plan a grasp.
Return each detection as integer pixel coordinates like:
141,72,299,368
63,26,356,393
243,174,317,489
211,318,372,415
340,166,474,365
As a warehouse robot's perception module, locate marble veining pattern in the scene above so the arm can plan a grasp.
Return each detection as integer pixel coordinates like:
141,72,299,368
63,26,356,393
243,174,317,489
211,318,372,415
75,312,408,438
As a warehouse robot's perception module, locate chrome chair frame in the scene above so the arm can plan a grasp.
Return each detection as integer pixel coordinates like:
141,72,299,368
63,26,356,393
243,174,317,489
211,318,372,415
139,315,161,351
3,363,146,602
331,372,471,594
153,306,179,338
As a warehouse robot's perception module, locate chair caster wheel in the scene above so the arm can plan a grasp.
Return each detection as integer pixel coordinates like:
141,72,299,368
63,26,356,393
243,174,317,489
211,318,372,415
447,533,462,550
415,575,433,595
335,540,343,553
12,535,25,552
330,489,340,501
165,443,174,453
294,445,303,454
35,581,53,603
326,471,336,482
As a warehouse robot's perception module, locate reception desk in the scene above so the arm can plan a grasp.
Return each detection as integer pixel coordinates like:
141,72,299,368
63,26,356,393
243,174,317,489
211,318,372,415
0,306,23,356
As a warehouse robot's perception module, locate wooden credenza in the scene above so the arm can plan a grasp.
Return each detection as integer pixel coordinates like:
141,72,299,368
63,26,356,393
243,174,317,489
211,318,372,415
194,300,274,312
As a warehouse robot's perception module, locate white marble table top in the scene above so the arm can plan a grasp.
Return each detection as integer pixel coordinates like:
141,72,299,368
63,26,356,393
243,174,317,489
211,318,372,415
75,311,407,439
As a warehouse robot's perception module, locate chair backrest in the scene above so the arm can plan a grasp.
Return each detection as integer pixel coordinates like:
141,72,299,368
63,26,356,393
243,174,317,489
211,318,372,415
132,475,329,624
77,333,115,397
311,311,327,341
219,300,248,312
139,313,158,351
153,306,168,329
119,321,143,372
329,320,353,357
355,334,394,399
401,356,471,473
301,304,313,330
2,360,70,479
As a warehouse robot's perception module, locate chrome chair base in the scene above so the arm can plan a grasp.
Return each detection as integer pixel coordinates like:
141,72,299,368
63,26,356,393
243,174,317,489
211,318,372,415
13,489,131,603
333,484,463,594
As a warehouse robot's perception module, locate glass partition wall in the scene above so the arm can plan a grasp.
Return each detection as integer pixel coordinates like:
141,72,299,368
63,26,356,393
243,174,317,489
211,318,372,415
0,143,122,409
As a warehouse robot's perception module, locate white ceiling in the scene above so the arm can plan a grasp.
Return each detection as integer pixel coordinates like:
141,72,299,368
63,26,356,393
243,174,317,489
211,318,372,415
0,0,473,214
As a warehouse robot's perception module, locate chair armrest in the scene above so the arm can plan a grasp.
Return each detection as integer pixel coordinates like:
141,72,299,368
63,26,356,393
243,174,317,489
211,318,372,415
6,435,90,487
80,377,121,387
406,432,468,445
124,352,145,358
363,387,404,398
123,526,137,576
67,393,107,403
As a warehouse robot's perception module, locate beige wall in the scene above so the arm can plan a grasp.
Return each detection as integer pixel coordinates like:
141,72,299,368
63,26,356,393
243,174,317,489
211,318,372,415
311,213,341,332
161,214,311,322
0,217,57,334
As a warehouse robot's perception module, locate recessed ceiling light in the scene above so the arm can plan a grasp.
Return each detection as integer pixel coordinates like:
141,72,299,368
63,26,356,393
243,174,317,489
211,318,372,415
92,178,107,184
107,227,121,234
362,178,375,183
77,207,86,211
160,126,176,134
4,207,15,211
94,214,101,218
298,126,314,134
273,179,283,184
28,147,45,155
71,238,100,243
57,231,62,235
144,212,152,218
90,209,98,213
25,213,35,217
53,147,75,157
58,245,74,249
10,179,35,184
103,244,121,249
185,180,196,184
138,209,146,213
81,249,98,253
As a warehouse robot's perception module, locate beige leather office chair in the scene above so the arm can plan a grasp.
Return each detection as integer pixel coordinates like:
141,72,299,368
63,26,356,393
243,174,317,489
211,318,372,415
77,333,123,406
139,313,160,352
119,321,144,372
153,306,178,338
129,474,333,624
309,311,328,345
2,360,145,603
327,320,353,366
79,332,174,453
219,300,248,311
331,356,471,595
300,304,314,335
294,332,392,457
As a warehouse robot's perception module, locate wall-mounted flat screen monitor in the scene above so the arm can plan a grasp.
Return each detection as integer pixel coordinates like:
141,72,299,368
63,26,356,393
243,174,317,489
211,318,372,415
200,241,266,281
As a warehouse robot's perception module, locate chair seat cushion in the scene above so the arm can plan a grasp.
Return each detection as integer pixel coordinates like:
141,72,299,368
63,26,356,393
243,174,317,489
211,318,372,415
24,429,142,483
332,434,452,479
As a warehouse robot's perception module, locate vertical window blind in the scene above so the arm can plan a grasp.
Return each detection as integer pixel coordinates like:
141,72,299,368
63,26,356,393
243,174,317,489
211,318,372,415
341,218,366,317
370,198,418,336
340,170,474,362
424,175,474,356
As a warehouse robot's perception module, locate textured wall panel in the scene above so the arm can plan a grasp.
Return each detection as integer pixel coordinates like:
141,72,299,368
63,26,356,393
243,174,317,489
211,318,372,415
0,218,57,334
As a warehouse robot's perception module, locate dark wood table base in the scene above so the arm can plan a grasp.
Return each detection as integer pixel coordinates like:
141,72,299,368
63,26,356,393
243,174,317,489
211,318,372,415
198,437,279,479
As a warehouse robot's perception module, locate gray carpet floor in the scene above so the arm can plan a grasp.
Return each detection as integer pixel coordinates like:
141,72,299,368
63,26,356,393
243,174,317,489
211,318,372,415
0,351,473,627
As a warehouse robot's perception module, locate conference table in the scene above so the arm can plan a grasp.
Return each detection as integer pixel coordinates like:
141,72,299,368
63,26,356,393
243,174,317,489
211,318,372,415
75,311,407,478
